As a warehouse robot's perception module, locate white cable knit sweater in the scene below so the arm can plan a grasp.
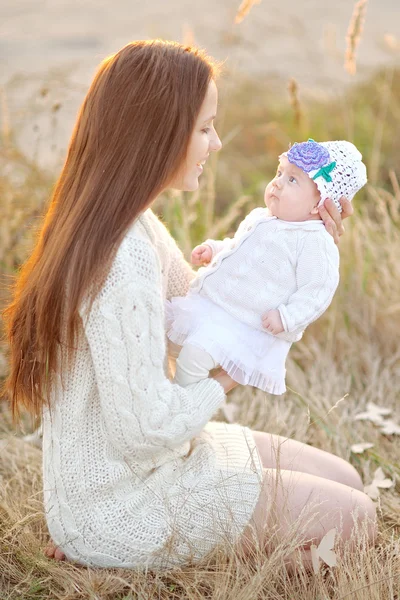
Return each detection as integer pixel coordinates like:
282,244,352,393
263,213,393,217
42,209,264,570
191,208,340,343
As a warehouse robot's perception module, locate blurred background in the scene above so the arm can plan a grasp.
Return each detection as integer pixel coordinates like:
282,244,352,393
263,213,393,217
1,0,400,168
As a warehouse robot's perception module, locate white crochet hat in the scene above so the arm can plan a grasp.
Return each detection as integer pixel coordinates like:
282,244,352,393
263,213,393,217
285,139,367,212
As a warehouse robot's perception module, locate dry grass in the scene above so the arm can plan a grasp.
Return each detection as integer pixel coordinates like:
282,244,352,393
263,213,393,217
1,64,400,598
234,0,262,25
345,0,368,76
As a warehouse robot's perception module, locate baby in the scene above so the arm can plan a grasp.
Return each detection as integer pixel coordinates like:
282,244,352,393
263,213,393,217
166,139,367,394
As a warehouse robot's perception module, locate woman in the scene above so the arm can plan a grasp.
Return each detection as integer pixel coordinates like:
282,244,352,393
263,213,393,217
3,40,376,571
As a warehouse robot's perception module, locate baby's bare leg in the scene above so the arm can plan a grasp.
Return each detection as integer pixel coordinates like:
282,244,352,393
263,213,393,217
175,344,218,386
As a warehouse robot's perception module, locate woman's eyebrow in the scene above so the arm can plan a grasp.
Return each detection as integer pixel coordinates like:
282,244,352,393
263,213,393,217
202,114,216,124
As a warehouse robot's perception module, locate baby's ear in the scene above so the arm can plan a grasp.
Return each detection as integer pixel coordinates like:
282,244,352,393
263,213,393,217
310,204,320,215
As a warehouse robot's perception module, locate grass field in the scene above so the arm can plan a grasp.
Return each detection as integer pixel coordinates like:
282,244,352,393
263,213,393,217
0,50,400,599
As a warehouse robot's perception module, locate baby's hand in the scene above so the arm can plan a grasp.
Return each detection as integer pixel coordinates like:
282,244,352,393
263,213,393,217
191,244,213,265
261,309,284,334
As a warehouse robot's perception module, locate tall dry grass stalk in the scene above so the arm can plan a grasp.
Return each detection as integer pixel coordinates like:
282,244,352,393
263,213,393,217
0,87,11,144
369,67,394,185
345,0,368,76
181,23,196,48
234,0,262,25
288,78,304,131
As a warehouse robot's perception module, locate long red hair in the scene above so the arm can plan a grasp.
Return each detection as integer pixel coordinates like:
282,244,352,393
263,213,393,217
2,40,220,419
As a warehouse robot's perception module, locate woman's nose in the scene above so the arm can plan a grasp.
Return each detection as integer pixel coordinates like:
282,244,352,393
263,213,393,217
210,131,222,153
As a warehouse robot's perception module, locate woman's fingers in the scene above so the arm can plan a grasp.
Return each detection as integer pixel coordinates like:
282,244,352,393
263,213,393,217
340,196,354,220
318,199,340,244
319,197,353,244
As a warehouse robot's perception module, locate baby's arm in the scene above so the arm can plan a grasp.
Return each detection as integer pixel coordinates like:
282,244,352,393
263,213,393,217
262,234,340,338
195,207,267,264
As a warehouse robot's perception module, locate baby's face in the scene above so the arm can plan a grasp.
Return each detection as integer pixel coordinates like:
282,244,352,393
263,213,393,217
264,155,321,221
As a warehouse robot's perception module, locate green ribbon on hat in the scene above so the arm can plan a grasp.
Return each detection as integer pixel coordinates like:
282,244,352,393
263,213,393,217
312,161,337,183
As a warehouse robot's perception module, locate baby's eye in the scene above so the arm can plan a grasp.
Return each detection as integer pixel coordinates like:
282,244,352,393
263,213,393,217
276,170,282,177
289,176,297,183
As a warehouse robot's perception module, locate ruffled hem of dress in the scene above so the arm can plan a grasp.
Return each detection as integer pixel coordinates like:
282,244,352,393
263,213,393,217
166,296,287,395
168,329,286,395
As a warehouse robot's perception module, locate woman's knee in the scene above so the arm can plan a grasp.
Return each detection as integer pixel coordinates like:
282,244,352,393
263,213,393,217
236,468,377,559
251,430,364,492
285,473,377,546
346,490,377,542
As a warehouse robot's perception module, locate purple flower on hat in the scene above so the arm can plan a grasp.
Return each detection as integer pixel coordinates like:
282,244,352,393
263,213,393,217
287,139,330,173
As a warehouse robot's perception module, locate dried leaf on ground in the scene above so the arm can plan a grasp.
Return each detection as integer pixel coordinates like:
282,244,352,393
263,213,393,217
351,442,374,454
364,467,395,500
310,528,337,574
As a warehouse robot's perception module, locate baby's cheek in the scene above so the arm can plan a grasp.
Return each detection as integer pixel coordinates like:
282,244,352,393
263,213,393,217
264,182,273,202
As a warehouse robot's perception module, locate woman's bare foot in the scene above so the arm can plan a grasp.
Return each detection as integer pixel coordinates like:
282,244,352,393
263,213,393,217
44,542,66,561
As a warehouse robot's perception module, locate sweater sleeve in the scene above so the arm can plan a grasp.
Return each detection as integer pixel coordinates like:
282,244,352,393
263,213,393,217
166,239,195,299
145,209,195,299
277,233,340,336
203,236,234,258
79,238,226,460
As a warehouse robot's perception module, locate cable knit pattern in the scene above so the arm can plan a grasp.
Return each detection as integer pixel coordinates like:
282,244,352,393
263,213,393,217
192,208,340,343
42,209,264,570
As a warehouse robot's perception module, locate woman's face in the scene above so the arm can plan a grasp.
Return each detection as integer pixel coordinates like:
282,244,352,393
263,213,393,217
169,79,222,192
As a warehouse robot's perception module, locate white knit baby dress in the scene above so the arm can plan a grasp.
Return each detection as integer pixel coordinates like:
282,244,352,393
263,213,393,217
167,209,340,394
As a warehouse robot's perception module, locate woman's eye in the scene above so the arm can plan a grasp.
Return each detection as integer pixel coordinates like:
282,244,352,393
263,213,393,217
202,127,211,134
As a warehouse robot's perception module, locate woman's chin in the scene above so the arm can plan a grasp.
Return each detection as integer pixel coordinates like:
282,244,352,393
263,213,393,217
183,179,200,192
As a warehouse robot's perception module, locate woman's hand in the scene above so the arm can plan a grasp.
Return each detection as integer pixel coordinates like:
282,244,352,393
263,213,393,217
318,197,354,245
191,244,212,265
212,369,238,393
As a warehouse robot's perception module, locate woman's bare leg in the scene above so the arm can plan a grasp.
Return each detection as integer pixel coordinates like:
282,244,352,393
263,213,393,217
252,430,364,491
236,467,377,571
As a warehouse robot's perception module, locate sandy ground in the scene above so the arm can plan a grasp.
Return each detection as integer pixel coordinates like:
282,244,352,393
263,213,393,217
1,0,400,167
